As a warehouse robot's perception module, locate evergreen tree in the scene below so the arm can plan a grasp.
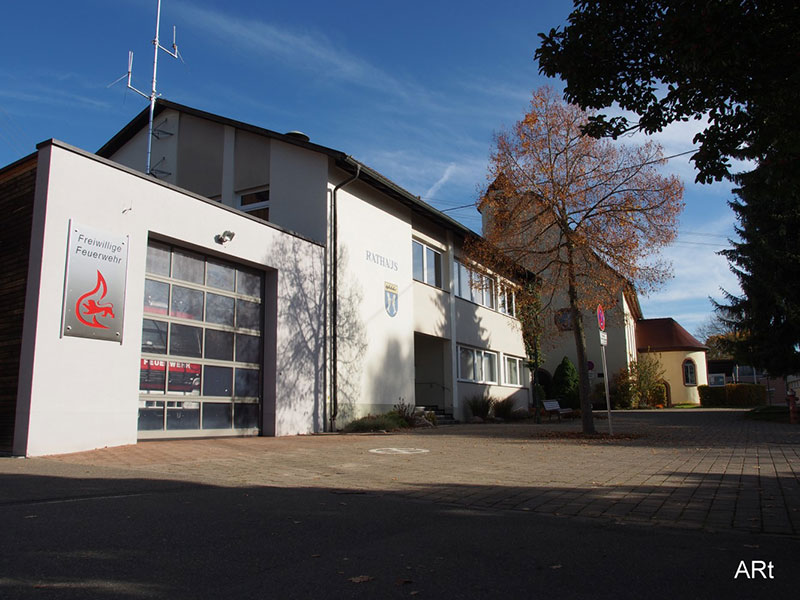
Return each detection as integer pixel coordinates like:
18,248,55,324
717,159,800,376
553,356,580,409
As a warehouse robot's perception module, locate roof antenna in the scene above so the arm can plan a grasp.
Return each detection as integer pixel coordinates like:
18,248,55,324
123,0,181,175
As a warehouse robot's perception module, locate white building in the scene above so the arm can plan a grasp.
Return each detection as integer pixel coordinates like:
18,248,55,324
1,99,530,456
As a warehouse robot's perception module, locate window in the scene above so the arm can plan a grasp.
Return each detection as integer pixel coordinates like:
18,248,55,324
455,261,495,309
458,346,498,383
139,240,263,434
412,240,442,288
505,356,524,386
498,285,516,317
238,187,270,221
683,359,697,386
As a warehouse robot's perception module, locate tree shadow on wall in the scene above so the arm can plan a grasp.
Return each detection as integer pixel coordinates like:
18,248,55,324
332,245,368,425
271,236,326,433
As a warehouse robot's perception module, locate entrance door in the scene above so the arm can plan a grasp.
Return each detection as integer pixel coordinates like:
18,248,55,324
414,332,446,410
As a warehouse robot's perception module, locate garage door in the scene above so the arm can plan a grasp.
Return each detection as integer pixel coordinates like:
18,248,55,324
138,240,263,437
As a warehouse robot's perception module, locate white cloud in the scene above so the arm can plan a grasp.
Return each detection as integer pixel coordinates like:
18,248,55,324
424,163,458,200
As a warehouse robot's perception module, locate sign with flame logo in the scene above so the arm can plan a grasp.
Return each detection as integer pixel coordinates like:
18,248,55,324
62,222,129,342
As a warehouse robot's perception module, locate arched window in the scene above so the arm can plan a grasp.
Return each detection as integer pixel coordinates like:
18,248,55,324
683,359,697,386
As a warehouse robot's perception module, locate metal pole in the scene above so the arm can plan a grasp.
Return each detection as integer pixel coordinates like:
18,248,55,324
145,0,162,175
600,344,613,435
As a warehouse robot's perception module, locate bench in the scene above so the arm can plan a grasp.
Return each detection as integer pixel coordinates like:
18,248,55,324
541,400,573,422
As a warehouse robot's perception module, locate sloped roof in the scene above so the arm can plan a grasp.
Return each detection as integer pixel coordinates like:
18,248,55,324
636,318,707,352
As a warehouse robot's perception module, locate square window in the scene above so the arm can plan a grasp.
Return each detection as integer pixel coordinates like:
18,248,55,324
172,249,205,284
237,269,262,297
169,323,203,358
139,359,166,392
141,319,168,354
236,299,261,331
138,400,164,430
146,242,170,276
235,368,260,397
203,403,232,429
206,293,235,327
143,279,169,315
234,403,259,429
204,365,233,396
166,403,200,430
205,329,234,361
236,334,261,364
207,260,235,291
167,362,201,395
170,286,204,321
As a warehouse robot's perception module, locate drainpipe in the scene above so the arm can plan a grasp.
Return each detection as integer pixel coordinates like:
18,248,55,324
329,162,361,432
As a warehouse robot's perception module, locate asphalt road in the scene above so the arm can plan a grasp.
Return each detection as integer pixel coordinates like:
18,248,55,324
1,470,796,599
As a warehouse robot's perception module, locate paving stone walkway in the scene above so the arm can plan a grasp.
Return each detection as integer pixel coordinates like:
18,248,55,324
4,409,799,536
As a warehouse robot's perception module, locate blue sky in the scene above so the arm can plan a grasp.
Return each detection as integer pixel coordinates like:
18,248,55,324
0,0,739,337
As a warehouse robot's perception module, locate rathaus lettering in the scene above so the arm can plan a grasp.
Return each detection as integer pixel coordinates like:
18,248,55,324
365,250,398,271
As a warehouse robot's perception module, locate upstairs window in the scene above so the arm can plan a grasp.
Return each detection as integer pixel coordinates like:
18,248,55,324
238,187,270,221
456,261,495,309
412,240,443,288
683,359,697,386
498,285,516,317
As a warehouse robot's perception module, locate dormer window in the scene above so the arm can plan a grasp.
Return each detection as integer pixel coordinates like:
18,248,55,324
238,187,270,221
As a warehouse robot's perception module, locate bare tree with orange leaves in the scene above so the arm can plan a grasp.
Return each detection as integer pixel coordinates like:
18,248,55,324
475,87,683,434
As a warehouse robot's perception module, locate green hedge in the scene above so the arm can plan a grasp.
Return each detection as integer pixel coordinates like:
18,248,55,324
698,383,766,407
698,385,727,406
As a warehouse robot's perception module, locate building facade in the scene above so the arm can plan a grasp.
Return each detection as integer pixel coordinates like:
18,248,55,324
2,100,530,456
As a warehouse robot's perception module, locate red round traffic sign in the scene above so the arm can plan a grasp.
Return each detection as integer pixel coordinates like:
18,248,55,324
597,305,605,331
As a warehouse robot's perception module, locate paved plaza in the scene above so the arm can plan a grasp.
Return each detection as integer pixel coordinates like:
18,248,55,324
3,409,798,536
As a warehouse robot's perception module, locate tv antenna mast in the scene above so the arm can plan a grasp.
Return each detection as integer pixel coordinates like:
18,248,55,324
122,0,182,175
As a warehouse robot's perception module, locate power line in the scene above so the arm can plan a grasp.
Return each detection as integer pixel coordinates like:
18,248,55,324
437,148,697,214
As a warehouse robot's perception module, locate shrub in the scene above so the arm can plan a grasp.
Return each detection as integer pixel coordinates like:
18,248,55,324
610,367,634,409
343,413,408,432
726,383,767,407
699,384,767,407
493,398,515,420
698,385,726,406
391,399,416,426
467,394,494,419
651,382,667,407
553,356,580,409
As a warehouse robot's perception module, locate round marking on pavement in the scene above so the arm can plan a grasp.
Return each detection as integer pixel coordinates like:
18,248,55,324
369,447,430,455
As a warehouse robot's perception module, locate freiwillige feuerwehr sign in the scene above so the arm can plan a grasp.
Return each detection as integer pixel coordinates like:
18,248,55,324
62,222,129,342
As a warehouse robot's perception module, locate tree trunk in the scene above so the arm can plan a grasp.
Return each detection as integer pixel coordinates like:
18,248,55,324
567,254,595,434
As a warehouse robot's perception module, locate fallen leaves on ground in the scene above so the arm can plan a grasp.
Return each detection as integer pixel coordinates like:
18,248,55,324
533,431,645,442
348,575,374,583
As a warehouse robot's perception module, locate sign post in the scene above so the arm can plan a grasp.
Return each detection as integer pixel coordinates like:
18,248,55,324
597,305,613,435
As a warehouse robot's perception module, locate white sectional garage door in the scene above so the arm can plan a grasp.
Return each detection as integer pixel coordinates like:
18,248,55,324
138,240,263,437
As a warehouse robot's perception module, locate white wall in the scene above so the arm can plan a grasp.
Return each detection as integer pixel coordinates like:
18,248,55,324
333,179,415,421
270,141,328,245
14,142,324,456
